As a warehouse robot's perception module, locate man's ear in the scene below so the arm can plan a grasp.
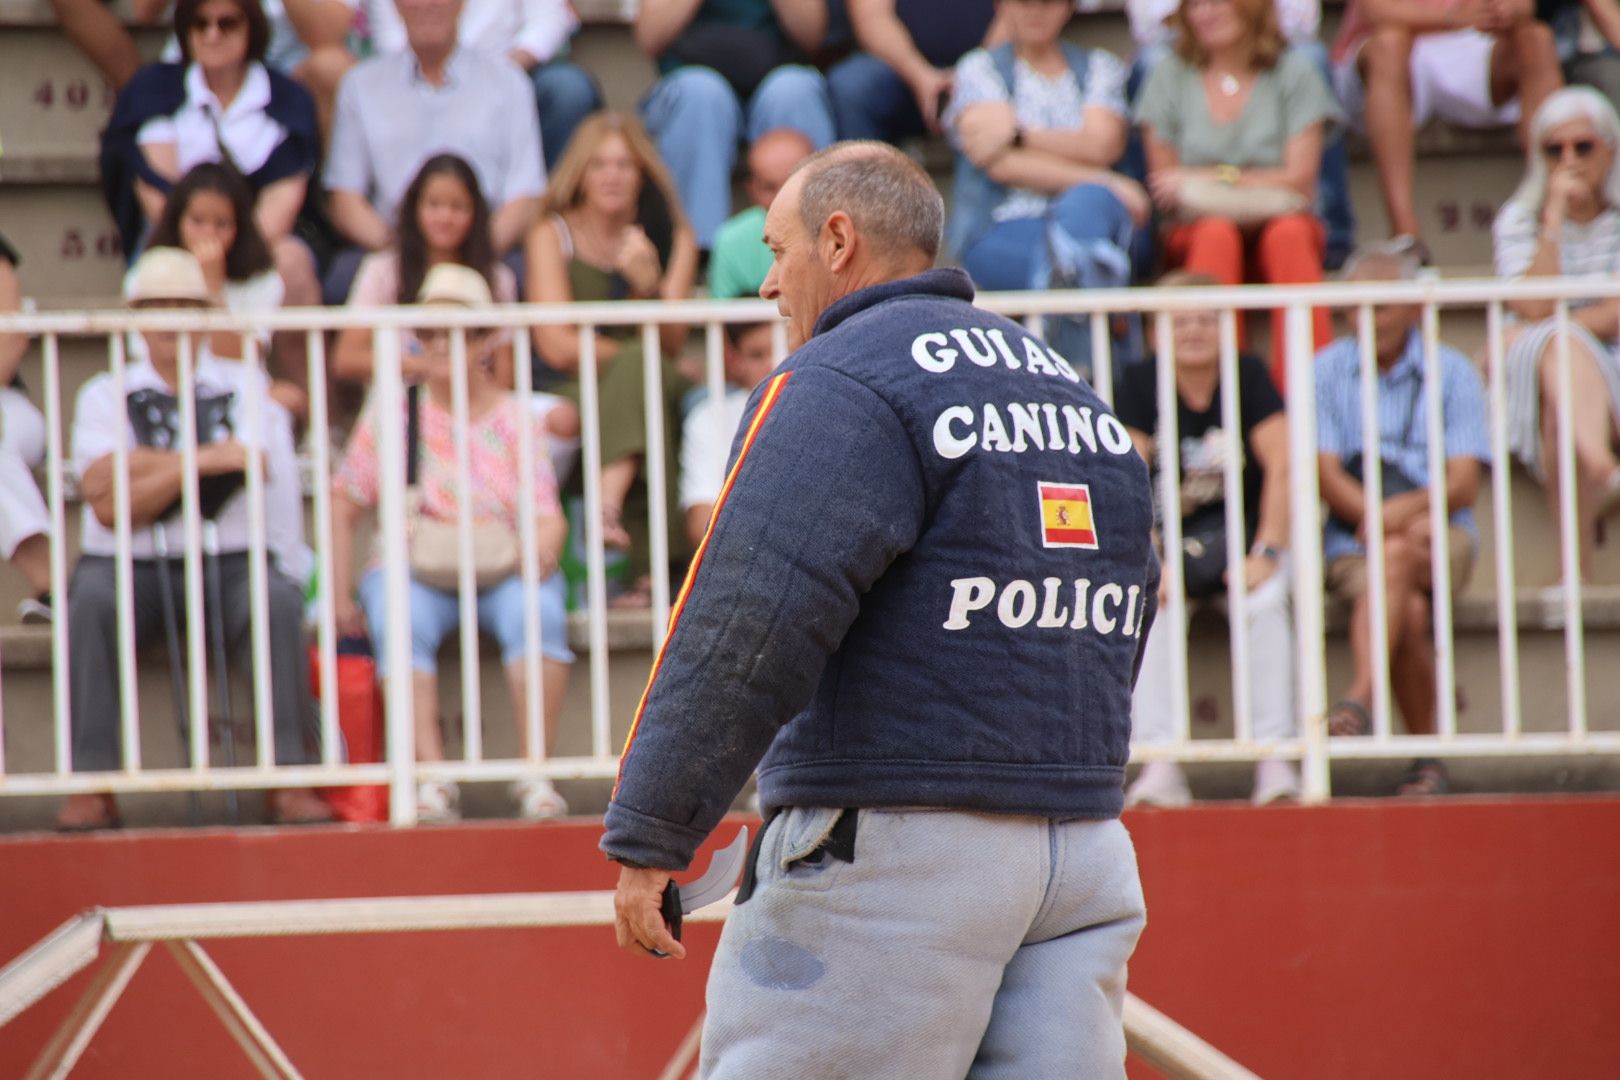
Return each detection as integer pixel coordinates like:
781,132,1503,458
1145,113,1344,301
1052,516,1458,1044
821,210,857,273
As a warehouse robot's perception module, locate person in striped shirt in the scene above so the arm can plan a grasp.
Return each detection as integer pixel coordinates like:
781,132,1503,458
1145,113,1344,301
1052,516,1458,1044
1314,244,1491,796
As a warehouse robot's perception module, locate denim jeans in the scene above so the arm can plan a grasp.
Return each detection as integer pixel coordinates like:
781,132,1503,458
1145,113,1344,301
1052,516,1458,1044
641,65,836,248
827,51,924,142
530,60,603,173
357,568,574,674
702,806,1146,1078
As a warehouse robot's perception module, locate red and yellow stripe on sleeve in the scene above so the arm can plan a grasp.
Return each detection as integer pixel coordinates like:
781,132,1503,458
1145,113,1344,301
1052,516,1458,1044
613,371,793,794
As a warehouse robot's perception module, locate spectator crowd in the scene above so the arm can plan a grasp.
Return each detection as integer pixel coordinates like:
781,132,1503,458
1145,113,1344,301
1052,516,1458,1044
5,0,1620,824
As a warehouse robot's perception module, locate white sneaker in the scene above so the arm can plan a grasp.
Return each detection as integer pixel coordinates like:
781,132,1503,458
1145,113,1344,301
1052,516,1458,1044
416,780,460,822
1251,759,1302,806
511,778,568,821
1125,761,1192,808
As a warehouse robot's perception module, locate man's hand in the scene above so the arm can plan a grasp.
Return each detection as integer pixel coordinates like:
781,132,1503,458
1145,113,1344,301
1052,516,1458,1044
1358,489,1429,543
1226,552,1280,591
909,66,953,134
956,102,1018,168
613,864,686,959
197,439,260,478
1478,0,1531,31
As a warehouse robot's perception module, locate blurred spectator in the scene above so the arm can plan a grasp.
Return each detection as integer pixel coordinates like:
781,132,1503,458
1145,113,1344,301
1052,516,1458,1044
365,0,602,170
1315,246,1490,797
1136,0,1339,389
331,265,574,822
1126,0,1355,268
1494,86,1620,575
1117,271,1298,807
708,128,814,303
333,154,517,385
49,0,354,139
60,248,330,830
635,0,836,250
944,0,1145,370
1333,0,1562,257
1542,0,1620,108
525,113,698,605
323,0,543,300
680,322,777,548
141,162,308,418
99,0,323,386
138,165,312,582
828,0,1003,142
0,236,52,625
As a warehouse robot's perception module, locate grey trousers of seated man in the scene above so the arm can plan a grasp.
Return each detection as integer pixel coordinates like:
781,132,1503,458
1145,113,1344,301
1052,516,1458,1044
67,553,318,771
701,806,1146,1079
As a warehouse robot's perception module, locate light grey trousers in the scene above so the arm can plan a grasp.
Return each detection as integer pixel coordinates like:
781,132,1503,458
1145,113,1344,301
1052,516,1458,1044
702,806,1146,1079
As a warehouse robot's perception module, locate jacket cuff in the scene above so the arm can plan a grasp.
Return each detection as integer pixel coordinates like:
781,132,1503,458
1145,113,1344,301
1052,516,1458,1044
600,800,709,871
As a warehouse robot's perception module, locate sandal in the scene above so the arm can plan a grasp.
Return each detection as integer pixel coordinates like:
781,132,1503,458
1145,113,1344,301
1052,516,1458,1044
1325,699,1372,737
1396,758,1449,797
55,793,122,832
511,778,569,821
416,780,461,823
608,574,654,610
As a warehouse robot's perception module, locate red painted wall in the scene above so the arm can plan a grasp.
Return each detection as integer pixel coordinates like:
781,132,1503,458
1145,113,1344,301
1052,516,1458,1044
2,797,1617,1078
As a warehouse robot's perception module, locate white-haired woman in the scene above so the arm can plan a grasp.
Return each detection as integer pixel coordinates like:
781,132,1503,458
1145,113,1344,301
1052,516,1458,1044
1494,86,1620,576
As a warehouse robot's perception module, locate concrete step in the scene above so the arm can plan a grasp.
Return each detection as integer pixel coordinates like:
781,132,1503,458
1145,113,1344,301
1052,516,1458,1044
0,25,166,159
0,184,128,305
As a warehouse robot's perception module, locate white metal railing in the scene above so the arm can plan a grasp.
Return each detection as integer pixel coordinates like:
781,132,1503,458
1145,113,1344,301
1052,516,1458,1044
0,888,1258,1080
0,279,1616,821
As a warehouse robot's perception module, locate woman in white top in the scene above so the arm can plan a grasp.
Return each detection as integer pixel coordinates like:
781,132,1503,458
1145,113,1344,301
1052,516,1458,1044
0,236,52,623
112,0,322,408
1494,87,1620,577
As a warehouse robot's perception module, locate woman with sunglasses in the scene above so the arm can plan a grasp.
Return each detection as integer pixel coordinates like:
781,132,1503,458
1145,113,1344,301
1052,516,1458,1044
100,0,321,410
1494,86,1620,577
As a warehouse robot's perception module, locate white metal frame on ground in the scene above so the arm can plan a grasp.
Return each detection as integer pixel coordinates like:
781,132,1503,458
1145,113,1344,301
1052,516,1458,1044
0,279,1616,821
0,890,1258,1080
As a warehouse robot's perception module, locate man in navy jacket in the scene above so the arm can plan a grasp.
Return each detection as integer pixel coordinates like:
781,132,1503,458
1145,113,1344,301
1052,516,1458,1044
604,141,1159,1078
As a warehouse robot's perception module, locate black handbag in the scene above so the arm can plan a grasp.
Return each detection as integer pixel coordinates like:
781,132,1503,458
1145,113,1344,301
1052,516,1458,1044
1179,502,1230,599
1331,387,1425,532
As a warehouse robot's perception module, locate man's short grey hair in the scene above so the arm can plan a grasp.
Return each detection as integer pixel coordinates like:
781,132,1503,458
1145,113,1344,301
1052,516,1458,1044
1340,241,1423,282
794,141,944,261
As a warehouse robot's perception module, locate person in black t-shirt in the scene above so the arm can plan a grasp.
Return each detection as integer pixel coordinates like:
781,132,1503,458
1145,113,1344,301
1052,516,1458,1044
1113,270,1299,806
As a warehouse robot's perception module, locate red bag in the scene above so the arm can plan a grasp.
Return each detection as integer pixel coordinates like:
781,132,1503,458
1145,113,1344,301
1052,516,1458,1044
310,645,389,823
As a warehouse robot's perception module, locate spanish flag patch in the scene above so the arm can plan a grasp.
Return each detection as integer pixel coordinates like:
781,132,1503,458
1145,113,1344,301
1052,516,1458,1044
1037,481,1098,549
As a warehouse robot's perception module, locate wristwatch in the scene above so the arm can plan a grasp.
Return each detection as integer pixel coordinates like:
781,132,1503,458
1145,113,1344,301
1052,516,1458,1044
1010,126,1024,150
1215,164,1240,186
1252,543,1283,563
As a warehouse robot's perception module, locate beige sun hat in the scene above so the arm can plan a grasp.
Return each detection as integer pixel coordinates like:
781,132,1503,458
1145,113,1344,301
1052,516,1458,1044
124,246,212,305
417,263,493,306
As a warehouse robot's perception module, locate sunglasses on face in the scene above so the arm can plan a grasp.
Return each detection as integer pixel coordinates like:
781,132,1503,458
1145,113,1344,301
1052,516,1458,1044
1542,139,1599,160
190,13,245,34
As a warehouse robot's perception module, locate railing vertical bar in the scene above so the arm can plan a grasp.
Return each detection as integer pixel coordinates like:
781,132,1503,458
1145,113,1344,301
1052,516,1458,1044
373,328,417,824
1024,314,1045,343
577,328,612,760
1217,309,1252,745
176,332,210,772
1287,304,1330,801
1154,310,1191,744
642,323,672,642
44,332,73,774
110,333,141,771
1356,305,1394,741
1420,302,1457,739
769,320,788,364
241,334,275,767
1553,303,1588,736
1485,302,1521,738
306,330,339,765
513,327,545,767
704,321,726,424
1090,311,1114,406
449,328,482,764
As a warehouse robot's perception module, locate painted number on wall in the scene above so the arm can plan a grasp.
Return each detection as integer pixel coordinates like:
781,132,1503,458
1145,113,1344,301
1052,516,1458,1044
1436,201,1498,233
32,78,116,112
59,228,123,260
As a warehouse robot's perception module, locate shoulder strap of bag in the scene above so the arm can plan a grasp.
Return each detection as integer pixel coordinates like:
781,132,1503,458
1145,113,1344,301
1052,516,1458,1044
405,383,421,489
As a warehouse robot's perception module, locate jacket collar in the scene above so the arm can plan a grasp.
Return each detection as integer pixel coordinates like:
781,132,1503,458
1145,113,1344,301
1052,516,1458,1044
811,268,976,339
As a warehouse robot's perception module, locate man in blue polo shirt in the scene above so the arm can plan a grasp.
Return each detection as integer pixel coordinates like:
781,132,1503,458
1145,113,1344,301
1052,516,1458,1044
1315,245,1490,795
604,142,1158,1078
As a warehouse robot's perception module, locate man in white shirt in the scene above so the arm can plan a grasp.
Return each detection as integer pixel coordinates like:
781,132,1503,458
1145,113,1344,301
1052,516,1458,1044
57,248,331,830
679,321,778,547
364,0,601,170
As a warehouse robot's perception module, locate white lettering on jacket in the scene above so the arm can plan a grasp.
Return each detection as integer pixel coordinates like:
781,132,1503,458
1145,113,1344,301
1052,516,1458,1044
943,575,1146,638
